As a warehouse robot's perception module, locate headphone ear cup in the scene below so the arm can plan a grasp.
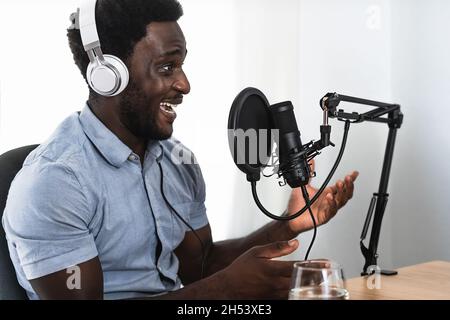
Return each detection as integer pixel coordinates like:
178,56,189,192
103,55,129,95
86,54,129,97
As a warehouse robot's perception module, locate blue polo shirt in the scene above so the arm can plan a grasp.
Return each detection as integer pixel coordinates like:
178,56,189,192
2,104,208,300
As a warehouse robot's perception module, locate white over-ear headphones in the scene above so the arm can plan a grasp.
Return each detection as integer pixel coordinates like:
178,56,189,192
75,0,129,96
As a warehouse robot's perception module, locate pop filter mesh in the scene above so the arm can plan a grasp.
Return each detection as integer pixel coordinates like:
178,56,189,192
228,88,273,177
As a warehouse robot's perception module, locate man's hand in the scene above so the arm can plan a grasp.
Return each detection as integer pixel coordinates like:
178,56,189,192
286,161,359,234
219,240,299,299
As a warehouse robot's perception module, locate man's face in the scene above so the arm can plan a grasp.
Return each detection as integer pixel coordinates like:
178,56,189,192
119,21,190,141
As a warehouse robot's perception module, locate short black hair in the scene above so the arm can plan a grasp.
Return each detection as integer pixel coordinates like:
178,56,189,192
67,0,183,95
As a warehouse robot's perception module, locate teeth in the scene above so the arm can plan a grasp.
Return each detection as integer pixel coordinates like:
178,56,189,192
160,102,178,115
161,102,178,109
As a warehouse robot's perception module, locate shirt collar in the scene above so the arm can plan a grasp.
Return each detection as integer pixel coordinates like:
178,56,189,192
79,104,133,168
147,140,163,162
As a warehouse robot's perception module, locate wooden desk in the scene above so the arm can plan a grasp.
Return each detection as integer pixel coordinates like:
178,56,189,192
346,261,450,300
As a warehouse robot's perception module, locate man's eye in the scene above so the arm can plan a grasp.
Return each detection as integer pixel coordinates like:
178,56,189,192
159,64,174,73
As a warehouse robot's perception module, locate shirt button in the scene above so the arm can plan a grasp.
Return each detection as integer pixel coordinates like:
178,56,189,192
128,154,138,161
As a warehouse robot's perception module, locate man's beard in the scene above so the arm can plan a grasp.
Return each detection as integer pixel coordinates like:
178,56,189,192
119,81,172,141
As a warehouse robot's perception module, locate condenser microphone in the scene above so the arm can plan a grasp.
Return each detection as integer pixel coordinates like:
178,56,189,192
270,101,310,188
228,88,311,187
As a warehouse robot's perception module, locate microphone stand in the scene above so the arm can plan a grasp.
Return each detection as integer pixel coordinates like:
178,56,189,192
321,93,403,276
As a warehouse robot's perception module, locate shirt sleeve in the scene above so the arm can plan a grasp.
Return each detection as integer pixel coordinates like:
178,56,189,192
188,162,209,230
3,161,98,280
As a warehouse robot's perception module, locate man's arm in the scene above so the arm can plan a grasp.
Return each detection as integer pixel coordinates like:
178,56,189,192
31,240,298,300
4,163,102,300
29,257,103,300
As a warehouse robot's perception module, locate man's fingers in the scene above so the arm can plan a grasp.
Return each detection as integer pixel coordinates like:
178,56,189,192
329,185,338,194
323,185,337,199
253,240,299,259
336,171,358,207
345,175,355,199
325,192,338,217
333,180,344,206
349,171,359,181
312,186,335,211
343,171,358,197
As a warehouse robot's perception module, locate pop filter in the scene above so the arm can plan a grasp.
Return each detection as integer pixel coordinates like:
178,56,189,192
228,87,273,181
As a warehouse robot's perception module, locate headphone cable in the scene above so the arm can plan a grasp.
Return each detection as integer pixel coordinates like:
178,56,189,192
157,162,206,280
301,185,317,261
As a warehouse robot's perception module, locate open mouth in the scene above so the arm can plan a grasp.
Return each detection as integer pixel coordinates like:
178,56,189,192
160,102,178,117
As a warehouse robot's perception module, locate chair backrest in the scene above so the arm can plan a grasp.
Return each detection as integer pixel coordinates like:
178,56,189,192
0,145,39,300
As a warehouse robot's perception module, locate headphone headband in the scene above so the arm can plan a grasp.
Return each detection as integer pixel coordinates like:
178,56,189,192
78,0,100,51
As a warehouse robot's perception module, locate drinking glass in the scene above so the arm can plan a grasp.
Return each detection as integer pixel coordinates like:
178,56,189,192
288,259,349,300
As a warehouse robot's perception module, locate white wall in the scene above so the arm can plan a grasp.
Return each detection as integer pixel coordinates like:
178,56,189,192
0,0,448,280
295,0,394,277
389,0,450,267
0,0,86,153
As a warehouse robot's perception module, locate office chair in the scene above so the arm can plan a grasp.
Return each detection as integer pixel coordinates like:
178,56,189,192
0,145,38,300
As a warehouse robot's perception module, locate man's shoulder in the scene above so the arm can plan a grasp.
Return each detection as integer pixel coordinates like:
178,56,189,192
159,136,190,152
23,112,90,172
159,137,205,202
160,137,199,167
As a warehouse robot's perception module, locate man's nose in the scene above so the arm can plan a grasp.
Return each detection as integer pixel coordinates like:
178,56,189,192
173,70,190,94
